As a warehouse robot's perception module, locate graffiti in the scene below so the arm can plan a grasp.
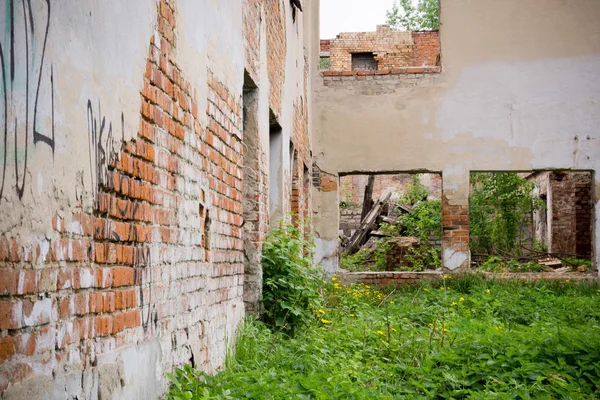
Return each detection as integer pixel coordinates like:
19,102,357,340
0,0,55,203
86,99,124,206
131,228,153,332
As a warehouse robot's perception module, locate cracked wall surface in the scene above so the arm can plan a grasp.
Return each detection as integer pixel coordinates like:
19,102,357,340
312,0,600,273
0,0,314,398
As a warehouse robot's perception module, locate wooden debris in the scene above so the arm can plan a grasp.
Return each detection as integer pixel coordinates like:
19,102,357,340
538,258,562,268
360,175,375,223
345,192,392,255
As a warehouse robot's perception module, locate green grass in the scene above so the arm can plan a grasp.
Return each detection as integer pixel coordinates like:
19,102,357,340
167,275,600,399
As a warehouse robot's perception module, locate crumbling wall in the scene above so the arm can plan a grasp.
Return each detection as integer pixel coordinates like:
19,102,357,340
326,25,440,72
312,0,600,274
549,172,593,257
0,0,314,397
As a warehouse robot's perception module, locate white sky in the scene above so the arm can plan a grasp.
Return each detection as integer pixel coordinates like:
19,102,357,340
320,0,396,39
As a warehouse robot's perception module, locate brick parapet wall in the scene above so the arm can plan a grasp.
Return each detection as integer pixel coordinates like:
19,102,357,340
412,31,440,67
323,66,440,77
0,0,245,392
323,27,440,72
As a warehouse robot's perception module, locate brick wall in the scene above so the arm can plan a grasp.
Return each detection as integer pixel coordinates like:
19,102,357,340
549,171,593,257
412,31,440,67
0,0,248,395
266,0,287,117
323,25,440,73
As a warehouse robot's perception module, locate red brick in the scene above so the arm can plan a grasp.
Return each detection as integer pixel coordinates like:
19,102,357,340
0,336,16,363
0,268,19,295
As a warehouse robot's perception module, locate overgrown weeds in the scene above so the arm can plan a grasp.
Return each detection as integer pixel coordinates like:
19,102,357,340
167,275,600,399
260,220,323,333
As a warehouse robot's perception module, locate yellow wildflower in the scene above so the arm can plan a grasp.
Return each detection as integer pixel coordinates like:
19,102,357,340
486,289,491,295
320,319,332,324
459,297,465,302
423,288,429,292
564,279,570,283
317,309,325,314
451,301,457,306
391,328,397,332
349,314,355,317
377,330,384,335
428,323,433,327
389,301,395,304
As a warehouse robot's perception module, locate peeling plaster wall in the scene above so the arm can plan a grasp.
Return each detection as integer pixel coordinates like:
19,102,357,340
313,0,600,272
0,0,313,398
0,0,155,243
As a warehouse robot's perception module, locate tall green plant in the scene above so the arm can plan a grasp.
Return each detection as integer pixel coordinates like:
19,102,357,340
396,176,442,269
386,0,440,31
470,172,542,257
261,221,322,333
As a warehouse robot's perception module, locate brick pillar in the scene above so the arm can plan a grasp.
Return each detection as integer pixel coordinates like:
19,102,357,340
441,172,470,270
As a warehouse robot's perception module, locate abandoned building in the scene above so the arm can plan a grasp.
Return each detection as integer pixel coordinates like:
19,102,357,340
0,0,598,398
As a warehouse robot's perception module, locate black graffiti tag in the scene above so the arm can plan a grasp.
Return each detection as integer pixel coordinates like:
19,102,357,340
0,0,55,203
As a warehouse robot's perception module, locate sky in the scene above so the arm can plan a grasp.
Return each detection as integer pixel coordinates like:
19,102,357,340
320,0,396,39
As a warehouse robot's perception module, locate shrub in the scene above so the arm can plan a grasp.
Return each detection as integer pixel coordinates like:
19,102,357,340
470,172,543,258
261,221,323,333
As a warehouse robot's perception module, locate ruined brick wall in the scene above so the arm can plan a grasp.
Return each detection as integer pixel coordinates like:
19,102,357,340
326,26,440,72
0,0,314,397
340,174,441,207
0,1,245,396
412,31,440,67
549,171,593,257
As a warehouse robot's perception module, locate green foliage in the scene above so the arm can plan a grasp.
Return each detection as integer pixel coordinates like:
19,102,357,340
479,256,547,273
340,249,372,272
470,172,543,258
167,277,600,399
261,221,323,333
564,257,592,269
397,175,442,270
386,0,439,31
319,57,330,70
399,175,429,206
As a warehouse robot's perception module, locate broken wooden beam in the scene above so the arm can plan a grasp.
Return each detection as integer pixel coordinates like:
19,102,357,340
344,192,392,255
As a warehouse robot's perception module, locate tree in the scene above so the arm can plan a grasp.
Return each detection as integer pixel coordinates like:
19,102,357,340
469,173,543,257
386,0,439,31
